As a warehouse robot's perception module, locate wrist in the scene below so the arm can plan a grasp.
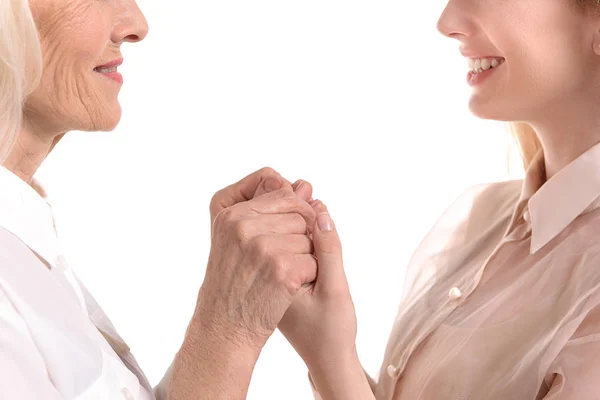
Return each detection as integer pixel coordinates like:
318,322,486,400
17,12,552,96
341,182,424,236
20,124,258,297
306,348,374,400
167,320,262,400
305,345,360,377
184,312,263,364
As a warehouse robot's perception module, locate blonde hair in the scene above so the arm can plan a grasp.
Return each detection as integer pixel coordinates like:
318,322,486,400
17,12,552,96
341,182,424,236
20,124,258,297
0,0,42,162
509,122,542,170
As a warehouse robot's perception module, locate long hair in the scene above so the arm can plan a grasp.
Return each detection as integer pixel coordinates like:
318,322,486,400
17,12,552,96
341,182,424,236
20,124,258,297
509,122,542,170
0,0,42,162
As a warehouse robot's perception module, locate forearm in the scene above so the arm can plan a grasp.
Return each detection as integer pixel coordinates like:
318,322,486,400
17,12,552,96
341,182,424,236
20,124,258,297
166,320,262,400
307,350,376,400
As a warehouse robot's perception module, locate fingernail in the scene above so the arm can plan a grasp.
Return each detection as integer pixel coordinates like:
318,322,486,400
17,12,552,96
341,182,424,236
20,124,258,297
264,176,283,191
310,199,320,207
294,180,305,192
317,212,332,231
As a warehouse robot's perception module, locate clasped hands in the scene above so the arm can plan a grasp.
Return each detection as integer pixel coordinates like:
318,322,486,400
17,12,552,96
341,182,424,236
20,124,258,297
196,167,359,371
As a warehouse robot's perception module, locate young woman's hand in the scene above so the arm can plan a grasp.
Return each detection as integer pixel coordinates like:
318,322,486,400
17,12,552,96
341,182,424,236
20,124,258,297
278,201,375,400
278,201,359,369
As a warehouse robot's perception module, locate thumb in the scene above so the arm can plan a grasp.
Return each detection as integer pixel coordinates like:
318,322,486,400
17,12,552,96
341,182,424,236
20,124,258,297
252,173,294,199
312,204,346,290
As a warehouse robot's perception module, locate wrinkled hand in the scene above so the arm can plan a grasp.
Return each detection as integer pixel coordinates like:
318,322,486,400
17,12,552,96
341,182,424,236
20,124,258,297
209,167,294,228
195,172,318,350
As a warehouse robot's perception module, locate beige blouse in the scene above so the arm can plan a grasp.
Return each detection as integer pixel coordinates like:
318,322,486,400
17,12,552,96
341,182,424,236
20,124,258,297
314,142,600,399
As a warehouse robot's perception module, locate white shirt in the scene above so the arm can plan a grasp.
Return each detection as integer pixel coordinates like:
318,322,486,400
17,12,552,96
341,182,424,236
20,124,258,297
0,166,170,399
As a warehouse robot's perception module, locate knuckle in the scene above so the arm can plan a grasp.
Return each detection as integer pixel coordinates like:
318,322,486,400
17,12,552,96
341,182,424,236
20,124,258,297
212,206,234,229
293,213,308,230
209,189,225,211
271,255,291,283
250,235,271,258
258,166,277,176
210,184,231,203
233,218,255,242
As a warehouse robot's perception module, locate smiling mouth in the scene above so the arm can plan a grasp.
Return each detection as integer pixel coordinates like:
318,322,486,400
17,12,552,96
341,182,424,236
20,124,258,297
467,57,505,74
94,66,118,73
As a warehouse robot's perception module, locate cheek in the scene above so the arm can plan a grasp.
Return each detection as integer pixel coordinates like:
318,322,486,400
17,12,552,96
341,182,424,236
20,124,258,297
511,32,589,108
469,29,588,121
30,1,118,130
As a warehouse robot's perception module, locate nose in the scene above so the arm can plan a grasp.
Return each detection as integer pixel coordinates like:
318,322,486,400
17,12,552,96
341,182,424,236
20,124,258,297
112,0,149,44
436,0,472,40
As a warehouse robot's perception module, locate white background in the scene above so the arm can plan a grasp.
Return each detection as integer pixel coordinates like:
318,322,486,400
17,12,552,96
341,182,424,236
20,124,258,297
36,1,524,398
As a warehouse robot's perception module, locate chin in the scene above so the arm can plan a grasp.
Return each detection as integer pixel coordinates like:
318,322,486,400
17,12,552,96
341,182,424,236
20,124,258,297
89,104,123,132
468,96,515,122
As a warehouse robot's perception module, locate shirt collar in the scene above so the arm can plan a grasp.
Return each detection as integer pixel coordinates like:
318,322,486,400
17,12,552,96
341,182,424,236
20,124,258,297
0,165,61,269
519,142,600,254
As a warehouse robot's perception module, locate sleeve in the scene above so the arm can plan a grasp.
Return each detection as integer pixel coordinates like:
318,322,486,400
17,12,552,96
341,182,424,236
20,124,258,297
542,304,600,399
153,359,175,400
0,287,65,400
308,371,376,400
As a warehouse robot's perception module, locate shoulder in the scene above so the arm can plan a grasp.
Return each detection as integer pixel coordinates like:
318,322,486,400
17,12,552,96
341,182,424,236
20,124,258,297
0,227,55,307
430,179,522,240
462,179,522,237
0,227,36,258
407,179,522,267
0,227,45,275
454,179,522,217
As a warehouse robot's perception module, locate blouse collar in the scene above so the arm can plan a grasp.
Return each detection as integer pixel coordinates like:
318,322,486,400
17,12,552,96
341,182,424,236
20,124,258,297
0,165,61,269
517,142,600,254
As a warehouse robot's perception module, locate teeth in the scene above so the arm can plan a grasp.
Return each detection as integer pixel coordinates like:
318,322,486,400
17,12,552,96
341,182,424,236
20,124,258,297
96,66,117,73
468,57,504,74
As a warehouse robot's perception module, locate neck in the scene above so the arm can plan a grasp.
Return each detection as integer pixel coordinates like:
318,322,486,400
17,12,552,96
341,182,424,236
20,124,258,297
528,93,600,179
2,117,66,183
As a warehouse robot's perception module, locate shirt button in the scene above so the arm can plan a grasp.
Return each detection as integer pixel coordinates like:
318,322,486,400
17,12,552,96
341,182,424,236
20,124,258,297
387,364,399,378
448,287,462,300
121,388,134,400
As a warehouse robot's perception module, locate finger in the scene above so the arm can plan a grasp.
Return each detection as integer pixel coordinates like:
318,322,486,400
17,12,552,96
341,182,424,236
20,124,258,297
310,199,328,214
252,174,294,199
290,254,318,286
307,200,328,235
210,167,290,221
293,180,313,203
246,189,316,228
312,209,346,289
251,234,314,255
253,213,309,235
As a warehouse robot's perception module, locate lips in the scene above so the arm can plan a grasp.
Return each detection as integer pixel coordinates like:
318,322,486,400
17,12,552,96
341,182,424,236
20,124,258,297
94,57,124,84
94,57,123,72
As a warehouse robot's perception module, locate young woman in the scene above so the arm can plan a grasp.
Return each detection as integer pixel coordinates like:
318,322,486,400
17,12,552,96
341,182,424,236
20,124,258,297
279,0,600,398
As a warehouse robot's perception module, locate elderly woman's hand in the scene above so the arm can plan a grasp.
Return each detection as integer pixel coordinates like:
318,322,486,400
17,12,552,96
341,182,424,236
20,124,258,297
196,186,317,348
167,167,316,400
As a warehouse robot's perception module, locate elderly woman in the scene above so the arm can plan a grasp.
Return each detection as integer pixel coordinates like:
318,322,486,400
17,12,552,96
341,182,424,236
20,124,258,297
0,0,366,399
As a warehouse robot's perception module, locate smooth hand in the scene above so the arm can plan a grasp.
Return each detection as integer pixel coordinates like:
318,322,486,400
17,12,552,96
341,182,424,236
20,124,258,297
278,201,359,369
